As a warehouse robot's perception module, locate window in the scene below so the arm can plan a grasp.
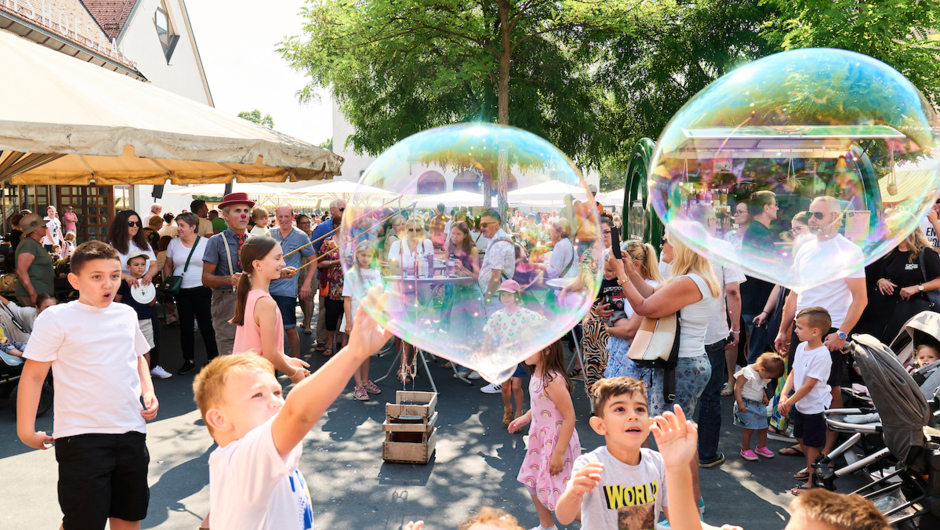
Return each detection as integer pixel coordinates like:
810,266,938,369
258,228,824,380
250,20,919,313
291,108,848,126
153,2,179,63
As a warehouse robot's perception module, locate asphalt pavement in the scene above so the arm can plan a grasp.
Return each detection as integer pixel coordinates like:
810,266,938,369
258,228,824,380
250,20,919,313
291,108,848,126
0,308,874,530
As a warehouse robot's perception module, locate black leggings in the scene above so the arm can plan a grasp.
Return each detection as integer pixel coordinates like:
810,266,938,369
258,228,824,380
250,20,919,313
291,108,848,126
176,286,218,362
324,298,344,332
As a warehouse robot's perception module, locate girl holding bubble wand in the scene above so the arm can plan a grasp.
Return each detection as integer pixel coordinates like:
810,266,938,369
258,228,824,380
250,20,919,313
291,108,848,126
508,339,581,530
343,240,383,400
230,237,309,383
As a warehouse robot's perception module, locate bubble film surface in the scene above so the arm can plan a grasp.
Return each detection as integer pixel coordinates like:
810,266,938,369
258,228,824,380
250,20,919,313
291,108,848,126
649,49,940,291
337,124,603,381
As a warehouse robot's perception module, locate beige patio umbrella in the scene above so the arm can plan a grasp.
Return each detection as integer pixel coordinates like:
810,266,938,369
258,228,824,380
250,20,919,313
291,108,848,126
0,28,343,185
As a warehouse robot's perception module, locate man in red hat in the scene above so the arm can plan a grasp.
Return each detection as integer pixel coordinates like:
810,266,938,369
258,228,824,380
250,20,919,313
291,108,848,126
201,192,255,356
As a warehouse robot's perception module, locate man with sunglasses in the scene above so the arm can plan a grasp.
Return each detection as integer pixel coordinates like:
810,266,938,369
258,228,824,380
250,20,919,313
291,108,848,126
774,195,867,457
309,199,346,353
478,209,516,316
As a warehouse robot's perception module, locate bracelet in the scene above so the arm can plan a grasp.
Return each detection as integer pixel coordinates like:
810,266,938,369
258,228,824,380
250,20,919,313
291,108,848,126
731,330,740,334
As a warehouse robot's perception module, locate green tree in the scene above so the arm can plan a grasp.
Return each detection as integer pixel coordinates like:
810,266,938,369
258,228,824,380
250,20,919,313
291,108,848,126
318,138,333,151
238,109,275,129
280,0,650,213
764,0,940,103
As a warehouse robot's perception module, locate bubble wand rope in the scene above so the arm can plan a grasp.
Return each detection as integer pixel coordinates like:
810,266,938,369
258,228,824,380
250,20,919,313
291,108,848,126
283,195,409,258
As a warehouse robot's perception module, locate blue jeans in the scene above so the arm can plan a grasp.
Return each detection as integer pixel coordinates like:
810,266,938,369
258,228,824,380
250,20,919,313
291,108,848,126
743,312,767,364
698,340,727,462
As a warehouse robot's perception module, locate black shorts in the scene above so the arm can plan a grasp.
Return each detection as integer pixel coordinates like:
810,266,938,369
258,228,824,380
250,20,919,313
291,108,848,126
324,297,345,332
788,327,844,387
792,410,827,449
55,431,150,528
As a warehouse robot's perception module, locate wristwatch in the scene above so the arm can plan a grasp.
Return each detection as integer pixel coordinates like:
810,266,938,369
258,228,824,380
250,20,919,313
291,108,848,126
837,331,848,340
617,278,629,287
919,284,925,292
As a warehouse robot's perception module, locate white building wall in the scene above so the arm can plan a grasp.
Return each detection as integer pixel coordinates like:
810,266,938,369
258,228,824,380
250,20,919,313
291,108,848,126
115,0,213,214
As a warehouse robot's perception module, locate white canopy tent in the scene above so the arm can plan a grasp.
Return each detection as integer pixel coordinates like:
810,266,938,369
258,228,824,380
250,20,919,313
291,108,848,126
295,179,401,201
595,188,625,206
0,29,343,185
414,190,485,208
507,180,590,202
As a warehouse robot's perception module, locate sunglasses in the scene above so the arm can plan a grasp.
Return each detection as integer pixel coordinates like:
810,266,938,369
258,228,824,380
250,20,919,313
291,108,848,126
128,221,141,227
408,228,421,233
809,211,829,220
337,207,345,212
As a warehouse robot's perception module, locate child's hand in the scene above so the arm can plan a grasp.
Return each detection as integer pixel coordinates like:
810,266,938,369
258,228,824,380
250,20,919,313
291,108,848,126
404,522,424,530
141,392,159,421
778,397,790,417
507,413,530,433
347,286,393,357
280,267,298,279
762,394,769,406
568,462,603,498
287,357,311,383
650,404,697,471
20,430,54,450
549,452,565,476
737,402,746,413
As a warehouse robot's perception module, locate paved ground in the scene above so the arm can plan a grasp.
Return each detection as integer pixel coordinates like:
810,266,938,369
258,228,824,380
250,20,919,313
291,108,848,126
0,308,881,530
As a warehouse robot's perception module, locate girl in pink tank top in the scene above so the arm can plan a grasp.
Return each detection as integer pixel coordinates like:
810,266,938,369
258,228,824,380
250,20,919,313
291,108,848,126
231,237,309,383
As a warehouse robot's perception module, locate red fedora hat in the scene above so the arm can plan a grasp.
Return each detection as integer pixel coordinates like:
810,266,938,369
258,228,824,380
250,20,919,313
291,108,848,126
218,192,255,210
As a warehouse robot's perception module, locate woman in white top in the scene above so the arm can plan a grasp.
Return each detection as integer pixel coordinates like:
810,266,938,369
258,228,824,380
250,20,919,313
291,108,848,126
724,201,750,250
162,212,217,375
610,231,719,512
385,217,433,383
108,209,158,286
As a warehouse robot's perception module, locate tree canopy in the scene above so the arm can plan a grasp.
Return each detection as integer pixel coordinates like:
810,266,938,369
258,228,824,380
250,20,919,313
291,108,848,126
237,109,275,129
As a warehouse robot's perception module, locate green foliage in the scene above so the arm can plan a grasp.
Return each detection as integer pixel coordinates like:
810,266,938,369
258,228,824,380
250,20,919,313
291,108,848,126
237,109,275,129
763,0,940,103
318,138,333,151
280,0,650,167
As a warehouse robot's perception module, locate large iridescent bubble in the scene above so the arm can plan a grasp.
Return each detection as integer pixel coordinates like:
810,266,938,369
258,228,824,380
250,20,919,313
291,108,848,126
649,48,940,292
338,124,603,382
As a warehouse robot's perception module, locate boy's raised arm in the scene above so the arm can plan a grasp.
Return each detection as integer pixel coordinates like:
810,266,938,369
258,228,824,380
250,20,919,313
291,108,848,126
271,287,392,459
555,462,602,524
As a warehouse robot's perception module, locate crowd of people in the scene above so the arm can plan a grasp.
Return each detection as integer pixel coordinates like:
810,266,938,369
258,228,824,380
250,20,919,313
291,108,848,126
7,185,915,530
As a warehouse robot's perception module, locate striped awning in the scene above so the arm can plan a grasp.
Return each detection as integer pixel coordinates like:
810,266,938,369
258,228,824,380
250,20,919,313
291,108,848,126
879,170,940,203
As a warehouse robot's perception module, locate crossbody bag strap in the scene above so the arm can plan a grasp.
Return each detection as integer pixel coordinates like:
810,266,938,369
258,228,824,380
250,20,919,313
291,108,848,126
0,302,26,333
181,236,200,277
560,244,575,278
920,250,929,285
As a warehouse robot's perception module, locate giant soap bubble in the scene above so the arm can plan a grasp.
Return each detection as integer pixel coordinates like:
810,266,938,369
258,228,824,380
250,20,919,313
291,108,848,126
649,49,940,292
337,124,603,382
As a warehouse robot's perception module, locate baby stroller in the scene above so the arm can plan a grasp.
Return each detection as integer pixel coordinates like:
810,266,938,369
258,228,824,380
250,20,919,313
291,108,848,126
0,348,53,417
817,332,940,526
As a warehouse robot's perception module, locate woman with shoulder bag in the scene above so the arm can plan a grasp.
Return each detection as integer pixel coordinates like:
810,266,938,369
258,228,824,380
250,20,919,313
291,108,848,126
163,212,217,375
609,231,719,514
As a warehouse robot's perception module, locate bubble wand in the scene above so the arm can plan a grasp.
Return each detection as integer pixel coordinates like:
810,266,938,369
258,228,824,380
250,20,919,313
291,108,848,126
290,203,417,273
283,196,410,258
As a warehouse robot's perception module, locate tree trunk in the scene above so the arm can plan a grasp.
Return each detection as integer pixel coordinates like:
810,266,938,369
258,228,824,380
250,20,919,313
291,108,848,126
496,0,511,222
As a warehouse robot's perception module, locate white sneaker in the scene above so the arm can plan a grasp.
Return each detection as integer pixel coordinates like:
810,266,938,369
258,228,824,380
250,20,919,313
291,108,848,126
480,383,502,394
467,371,482,380
150,365,172,379
454,370,471,379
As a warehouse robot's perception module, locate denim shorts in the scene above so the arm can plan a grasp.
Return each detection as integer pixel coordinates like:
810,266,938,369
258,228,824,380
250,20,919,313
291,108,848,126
633,355,711,418
733,398,768,430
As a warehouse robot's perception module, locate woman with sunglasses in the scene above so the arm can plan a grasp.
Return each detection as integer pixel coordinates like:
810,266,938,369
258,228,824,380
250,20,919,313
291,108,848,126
108,209,171,379
387,217,434,382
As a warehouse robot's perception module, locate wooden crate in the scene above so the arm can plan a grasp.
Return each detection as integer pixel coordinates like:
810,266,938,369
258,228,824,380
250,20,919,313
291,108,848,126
382,391,438,464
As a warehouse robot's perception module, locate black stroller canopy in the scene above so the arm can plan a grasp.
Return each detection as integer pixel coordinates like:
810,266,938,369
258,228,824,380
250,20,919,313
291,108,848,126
850,334,931,464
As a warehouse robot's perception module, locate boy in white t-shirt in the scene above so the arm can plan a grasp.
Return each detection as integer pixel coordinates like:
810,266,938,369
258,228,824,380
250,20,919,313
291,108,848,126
193,286,392,530
779,306,833,495
16,240,158,529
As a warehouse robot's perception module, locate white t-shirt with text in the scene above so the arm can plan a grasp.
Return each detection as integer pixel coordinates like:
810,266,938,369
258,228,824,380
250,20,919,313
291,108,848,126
209,416,314,530
23,301,150,438
793,343,833,414
795,235,865,329
921,217,939,248
572,446,668,530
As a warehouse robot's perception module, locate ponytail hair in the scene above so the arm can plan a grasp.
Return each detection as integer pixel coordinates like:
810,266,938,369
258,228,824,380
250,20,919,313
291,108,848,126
229,236,278,326
623,240,665,284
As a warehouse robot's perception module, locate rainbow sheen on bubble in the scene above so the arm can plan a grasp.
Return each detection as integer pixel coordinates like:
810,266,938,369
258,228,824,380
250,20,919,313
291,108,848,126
649,48,940,292
339,124,603,382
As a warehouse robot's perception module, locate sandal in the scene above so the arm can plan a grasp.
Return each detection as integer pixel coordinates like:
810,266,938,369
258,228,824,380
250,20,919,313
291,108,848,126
793,469,810,480
322,347,334,357
790,484,814,496
779,445,804,457
569,368,583,378
720,383,733,396
398,366,411,384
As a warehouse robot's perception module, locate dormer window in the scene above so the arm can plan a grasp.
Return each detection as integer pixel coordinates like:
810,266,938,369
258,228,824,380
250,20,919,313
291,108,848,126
153,2,179,63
